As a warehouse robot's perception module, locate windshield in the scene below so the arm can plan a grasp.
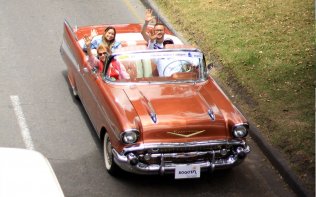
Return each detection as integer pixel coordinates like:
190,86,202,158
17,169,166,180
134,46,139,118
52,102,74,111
104,50,207,83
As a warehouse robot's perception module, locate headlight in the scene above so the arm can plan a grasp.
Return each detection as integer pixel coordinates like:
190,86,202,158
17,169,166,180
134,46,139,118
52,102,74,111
121,129,139,144
232,124,248,138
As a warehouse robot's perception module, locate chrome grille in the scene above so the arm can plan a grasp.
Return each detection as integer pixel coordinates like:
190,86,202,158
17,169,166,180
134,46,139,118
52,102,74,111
121,140,247,165
137,149,231,165
146,144,230,153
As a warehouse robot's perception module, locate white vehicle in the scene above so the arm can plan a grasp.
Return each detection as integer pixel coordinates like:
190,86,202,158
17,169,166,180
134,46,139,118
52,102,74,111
0,148,64,197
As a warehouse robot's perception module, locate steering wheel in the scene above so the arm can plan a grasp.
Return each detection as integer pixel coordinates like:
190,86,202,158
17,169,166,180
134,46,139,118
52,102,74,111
163,60,193,76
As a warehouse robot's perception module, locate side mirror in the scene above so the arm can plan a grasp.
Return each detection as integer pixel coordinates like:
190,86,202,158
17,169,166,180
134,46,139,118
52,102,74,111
91,66,98,74
91,66,99,80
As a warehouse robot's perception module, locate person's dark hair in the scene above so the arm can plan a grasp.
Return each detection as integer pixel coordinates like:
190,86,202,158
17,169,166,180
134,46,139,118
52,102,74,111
154,22,165,28
163,38,174,46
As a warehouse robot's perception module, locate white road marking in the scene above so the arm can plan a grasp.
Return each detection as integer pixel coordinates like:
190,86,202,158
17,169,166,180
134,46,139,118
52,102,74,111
10,95,35,150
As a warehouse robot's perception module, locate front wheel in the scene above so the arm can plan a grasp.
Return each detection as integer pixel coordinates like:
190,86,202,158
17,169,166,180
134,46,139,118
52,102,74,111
103,133,120,175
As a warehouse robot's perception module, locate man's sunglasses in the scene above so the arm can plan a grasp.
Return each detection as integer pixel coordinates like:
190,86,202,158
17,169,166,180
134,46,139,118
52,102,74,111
98,52,109,56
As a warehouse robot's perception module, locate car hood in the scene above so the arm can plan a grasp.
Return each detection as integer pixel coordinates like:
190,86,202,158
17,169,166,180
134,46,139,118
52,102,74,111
123,83,228,143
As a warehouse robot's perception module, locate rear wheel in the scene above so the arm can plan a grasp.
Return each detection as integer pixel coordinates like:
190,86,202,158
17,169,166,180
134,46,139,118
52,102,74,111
103,133,120,175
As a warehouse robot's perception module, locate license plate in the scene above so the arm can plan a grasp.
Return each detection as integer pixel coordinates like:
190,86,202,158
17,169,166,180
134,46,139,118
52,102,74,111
175,164,201,179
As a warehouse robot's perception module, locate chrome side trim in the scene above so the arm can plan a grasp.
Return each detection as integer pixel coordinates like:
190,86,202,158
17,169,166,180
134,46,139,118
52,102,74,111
105,79,207,85
64,19,78,41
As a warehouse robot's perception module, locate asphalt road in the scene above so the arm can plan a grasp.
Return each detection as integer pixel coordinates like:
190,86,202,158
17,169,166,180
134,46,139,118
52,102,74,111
0,0,295,196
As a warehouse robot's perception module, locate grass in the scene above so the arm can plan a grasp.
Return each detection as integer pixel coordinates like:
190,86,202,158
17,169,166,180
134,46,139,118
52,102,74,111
154,0,315,192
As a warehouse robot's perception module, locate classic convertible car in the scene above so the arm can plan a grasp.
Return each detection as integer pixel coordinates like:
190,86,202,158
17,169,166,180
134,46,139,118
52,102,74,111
60,20,250,179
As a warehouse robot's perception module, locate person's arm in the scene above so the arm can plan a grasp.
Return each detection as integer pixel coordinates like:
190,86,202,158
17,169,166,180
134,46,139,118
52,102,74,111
141,21,150,42
118,62,130,79
147,39,154,49
82,29,98,50
141,9,155,42
84,35,100,67
90,36,102,49
112,41,122,51
156,59,165,76
84,35,93,57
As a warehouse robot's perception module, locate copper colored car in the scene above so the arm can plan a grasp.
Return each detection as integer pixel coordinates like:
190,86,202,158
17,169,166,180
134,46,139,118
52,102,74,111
60,20,250,179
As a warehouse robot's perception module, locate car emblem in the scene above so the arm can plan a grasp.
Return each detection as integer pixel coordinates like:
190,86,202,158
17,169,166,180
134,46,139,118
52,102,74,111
150,112,157,123
208,109,216,121
167,130,205,138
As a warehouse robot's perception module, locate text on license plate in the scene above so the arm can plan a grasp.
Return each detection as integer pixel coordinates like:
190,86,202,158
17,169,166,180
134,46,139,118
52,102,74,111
175,164,201,179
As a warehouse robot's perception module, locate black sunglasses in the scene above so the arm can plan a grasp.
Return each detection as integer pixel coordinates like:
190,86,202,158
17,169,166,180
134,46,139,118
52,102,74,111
98,52,108,56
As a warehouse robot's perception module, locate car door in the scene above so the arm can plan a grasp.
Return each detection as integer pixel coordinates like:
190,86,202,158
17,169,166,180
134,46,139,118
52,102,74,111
81,65,109,132
62,20,105,131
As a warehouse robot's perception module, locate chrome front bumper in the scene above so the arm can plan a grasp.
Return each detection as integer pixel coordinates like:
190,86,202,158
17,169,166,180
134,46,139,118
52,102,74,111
112,140,250,175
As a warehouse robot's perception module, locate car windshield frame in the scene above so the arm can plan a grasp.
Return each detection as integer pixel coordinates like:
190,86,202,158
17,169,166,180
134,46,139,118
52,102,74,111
102,49,208,84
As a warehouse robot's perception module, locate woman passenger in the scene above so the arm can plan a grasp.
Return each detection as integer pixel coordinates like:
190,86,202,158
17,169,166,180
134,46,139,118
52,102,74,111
89,26,121,52
84,35,129,80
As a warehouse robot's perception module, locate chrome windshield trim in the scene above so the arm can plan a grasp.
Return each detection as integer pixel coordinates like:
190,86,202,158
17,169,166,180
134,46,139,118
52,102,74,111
103,49,207,84
103,78,207,85
112,48,202,56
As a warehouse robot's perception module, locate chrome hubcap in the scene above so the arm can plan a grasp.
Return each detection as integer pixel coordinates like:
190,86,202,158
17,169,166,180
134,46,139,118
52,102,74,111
104,134,112,169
